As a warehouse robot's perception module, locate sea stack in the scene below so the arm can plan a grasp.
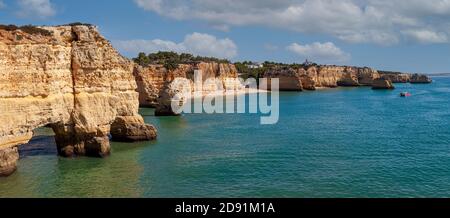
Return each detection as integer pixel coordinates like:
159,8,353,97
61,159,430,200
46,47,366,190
0,24,157,176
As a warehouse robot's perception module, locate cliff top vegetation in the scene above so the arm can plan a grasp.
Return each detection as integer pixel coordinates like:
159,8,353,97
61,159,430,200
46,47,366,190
378,70,407,75
57,22,94,27
235,61,318,81
0,24,52,36
133,51,230,70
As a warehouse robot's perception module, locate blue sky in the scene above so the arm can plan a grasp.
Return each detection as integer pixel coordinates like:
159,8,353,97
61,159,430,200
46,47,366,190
1,0,450,74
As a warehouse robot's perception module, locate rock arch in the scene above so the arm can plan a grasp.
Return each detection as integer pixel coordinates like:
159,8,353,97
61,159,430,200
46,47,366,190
0,24,156,177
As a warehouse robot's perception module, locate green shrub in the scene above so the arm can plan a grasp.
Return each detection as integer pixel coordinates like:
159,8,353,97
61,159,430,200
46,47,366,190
235,61,266,83
0,24,52,36
63,22,94,27
132,52,151,66
164,61,179,71
133,51,230,70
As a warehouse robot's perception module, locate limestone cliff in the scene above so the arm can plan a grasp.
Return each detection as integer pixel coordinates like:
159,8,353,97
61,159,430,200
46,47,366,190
263,68,303,91
0,24,156,176
134,65,167,107
134,62,243,115
314,66,381,87
379,71,433,83
263,65,430,90
263,65,380,90
410,74,433,83
372,78,395,89
379,71,411,83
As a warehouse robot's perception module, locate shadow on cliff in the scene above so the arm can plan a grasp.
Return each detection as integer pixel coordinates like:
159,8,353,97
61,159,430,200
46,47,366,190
18,130,58,158
18,127,158,159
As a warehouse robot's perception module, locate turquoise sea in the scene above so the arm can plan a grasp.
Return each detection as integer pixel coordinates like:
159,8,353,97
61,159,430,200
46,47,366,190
1,77,449,198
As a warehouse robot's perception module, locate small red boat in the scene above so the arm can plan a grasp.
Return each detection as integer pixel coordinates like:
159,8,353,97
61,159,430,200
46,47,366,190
400,92,411,97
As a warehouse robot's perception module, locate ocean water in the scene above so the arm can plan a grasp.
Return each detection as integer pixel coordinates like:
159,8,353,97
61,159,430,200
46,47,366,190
1,77,449,198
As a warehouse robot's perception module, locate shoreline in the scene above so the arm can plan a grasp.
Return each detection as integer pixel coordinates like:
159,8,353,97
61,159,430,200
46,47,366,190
188,88,268,100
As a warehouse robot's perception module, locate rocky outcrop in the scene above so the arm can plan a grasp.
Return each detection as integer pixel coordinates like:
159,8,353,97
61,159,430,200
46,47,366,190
410,74,433,83
379,71,432,84
155,80,190,116
357,67,381,86
134,65,167,107
263,68,303,91
263,65,430,90
0,147,18,177
134,62,244,115
111,116,157,142
0,24,156,176
379,72,411,83
315,66,358,87
372,78,395,89
263,65,380,90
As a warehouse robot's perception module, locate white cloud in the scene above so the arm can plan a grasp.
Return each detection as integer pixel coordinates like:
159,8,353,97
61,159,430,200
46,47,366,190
402,29,448,44
287,42,350,63
0,1,5,9
17,0,55,18
114,32,238,59
134,0,450,45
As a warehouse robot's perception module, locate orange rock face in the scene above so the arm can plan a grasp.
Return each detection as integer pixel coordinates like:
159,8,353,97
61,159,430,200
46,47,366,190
379,71,432,84
372,78,395,89
0,24,156,176
263,65,433,90
134,62,244,115
263,65,380,90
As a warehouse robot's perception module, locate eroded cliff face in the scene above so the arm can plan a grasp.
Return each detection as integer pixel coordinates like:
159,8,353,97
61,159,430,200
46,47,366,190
0,25,156,176
134,62,243,115
263,68,303,91
263,66,380,91
372,78,395,89
410,74,433,83
263,65,434,91
379,71,433,83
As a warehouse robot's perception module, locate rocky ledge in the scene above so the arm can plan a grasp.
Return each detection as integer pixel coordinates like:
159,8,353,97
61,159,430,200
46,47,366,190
0,24,157,176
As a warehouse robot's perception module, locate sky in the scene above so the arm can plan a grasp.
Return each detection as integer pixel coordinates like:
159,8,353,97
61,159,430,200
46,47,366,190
1,0,450,74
